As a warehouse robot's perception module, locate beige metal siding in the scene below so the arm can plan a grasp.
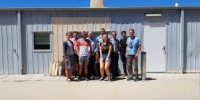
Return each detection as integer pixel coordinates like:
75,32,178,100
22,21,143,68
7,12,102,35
52,17,111,62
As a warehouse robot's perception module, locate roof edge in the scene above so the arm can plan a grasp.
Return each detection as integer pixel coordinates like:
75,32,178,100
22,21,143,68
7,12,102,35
0,7,200,10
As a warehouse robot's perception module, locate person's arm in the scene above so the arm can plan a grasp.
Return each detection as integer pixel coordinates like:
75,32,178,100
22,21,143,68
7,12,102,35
77,41,80,56
99,44,102,59
117,39,120,53
63,42,66,59
107,44,112,60
89,42,92,54
125,38,128,56
135,38,141,58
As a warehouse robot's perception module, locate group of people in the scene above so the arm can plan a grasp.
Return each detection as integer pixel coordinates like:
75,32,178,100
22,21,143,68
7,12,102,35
63,28,141,82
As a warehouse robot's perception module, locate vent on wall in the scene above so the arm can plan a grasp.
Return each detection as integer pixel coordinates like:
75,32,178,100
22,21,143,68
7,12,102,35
90,0,104,8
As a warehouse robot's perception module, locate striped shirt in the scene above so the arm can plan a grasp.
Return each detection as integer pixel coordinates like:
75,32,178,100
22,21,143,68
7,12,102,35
77,38,91,56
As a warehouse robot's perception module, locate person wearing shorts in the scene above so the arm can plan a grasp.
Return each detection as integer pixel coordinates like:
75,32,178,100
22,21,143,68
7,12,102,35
77,31,92,81
63,32,75,82
99,34,112,82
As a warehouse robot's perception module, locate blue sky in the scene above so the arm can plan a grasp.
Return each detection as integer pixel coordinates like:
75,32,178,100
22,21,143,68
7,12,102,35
0,0,199,8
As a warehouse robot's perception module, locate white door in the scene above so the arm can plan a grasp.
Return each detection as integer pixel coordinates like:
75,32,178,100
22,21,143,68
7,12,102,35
143,22,166,72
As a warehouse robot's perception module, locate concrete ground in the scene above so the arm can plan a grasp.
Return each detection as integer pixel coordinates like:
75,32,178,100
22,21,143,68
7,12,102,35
0,74,199,100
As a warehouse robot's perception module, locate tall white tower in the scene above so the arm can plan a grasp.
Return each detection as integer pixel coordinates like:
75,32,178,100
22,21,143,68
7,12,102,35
90,0,104,8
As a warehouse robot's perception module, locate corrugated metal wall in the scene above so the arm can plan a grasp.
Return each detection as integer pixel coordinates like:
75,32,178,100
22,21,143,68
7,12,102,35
21,11,52,74
110,10,181,72
0,11,21,75
1,9,199,74
20,10,182,74
185,10,200,72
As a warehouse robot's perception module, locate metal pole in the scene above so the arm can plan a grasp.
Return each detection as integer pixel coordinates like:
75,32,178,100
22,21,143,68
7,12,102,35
17,10,23,74
141,51,146,80
180,9,185,74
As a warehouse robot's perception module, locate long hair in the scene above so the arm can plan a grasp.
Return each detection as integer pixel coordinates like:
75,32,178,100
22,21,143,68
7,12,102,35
101,34,110,50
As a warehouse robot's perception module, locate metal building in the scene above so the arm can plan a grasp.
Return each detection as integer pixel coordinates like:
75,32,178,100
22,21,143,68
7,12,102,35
0,7,200,75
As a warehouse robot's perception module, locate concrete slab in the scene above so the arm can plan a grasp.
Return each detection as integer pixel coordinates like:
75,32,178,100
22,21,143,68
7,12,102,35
0,77,199,100
28,74,63,81
0,75,8,79
0,75,34,82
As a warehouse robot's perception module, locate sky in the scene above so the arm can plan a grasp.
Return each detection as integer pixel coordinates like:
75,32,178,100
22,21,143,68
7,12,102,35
0,0,199,8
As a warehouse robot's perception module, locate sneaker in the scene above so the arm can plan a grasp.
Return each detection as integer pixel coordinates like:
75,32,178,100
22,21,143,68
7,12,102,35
127,77,132,81
77,76,81,82
66,78,73,82
134,77,138,82
108,77,112,82
90,75,95,80
104,77,111,81
85,77,89,81
99,77,104,81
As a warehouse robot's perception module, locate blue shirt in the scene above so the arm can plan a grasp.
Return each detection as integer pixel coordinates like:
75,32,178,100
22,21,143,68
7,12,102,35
95,35,103,52
87,37,96,52
110,38,119,52
126,36,141,55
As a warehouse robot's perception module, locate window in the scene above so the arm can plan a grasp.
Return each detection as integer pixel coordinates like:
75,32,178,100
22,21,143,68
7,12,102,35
33,32,50,50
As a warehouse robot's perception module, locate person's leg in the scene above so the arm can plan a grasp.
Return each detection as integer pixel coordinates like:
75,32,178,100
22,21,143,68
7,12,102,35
100,61,105,80
110,53,114,78
69,55,75,78
88,55,92,78
65,59,72,81
114,53,119,76
95,52,100,77
73,54,79,77
133,57,138,81
65,69,68,79
120,54,127,75
78,56,84,81
105,62,111,81
126,55,133,80
90,55,95,79
84,56,89,80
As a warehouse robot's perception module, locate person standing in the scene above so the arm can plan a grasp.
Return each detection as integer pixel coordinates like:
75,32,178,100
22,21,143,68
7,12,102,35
63,32,75,82
126,29,141,81
70,31,79,77
87,31,98,79
110,31,120,79
77,31,92,81
99,34,112,81
119,31,127,76
95,28,106,62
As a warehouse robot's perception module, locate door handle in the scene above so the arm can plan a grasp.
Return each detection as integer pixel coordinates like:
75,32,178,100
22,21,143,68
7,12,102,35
162,46,166,54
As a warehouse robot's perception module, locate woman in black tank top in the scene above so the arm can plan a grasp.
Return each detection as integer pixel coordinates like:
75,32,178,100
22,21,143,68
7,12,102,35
99,34,112,81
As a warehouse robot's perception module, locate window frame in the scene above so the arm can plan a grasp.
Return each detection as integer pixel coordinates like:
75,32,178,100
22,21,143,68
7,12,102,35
32,31,52,53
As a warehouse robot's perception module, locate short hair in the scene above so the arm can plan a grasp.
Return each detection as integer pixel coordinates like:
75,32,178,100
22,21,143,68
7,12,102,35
81,31,86,34
73,31,78,34
129,29,135,33
100,28,105,32
112,31,117,34
66,32,71,36
121,31,126,34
